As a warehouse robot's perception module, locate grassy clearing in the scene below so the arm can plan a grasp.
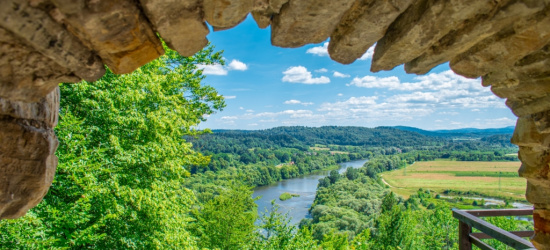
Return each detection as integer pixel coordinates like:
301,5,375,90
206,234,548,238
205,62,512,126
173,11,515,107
381,160,526,201
329,151,349,155
310,146,330,151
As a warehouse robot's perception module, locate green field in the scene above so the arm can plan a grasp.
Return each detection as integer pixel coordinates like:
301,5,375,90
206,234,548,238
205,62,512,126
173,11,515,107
381,160,526,201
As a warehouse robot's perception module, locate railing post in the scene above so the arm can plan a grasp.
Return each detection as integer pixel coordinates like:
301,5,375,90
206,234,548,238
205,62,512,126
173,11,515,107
459,221,472,250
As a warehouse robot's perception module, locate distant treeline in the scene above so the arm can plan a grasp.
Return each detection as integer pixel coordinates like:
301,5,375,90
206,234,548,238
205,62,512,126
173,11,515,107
188,126,517,178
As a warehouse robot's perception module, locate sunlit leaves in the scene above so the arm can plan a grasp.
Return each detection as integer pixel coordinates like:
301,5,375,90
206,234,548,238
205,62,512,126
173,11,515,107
0,44,225,248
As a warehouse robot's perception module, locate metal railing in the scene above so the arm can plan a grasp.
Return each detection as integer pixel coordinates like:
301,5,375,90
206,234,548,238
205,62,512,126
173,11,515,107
452,208,535,250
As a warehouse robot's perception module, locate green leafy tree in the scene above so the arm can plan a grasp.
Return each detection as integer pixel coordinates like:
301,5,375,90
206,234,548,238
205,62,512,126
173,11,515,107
255,200,295,249
350,229,373,250
320,230,349,250
191,184,258,249
0,44,225,249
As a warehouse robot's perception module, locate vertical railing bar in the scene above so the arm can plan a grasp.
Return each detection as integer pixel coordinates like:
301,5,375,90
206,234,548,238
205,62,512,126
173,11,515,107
459,220,472,250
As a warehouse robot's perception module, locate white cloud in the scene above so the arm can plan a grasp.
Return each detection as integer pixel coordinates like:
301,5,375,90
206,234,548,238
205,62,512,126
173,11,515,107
220,115,238,125
487,117,516,124
284,99,314,106
387,92,439,104
282,66,330,84
348,70,505,109
227,59,248,71
197,64,227,75
197,59,248,75
319,96,378,112
224,95,237,99
337,93,343,96
315,68,328,73
348,75,401,89
358,45,375,61
333,71,350,78
318,96,433,122
438,111,459,115
306,42,329,57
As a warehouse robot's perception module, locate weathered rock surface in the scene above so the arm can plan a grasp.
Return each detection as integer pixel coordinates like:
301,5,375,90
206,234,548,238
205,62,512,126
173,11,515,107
50,0,164,74
371,0,503,72
328,0,413,64
141,0,209,57
406,0,546,75
203,0,254,30
0,88,59,219
271,0,355,48
0,28,80,102
451,5,550,79
0,0,104,102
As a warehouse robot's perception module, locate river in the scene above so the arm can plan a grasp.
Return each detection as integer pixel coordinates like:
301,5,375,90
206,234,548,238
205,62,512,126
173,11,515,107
252,159,368,225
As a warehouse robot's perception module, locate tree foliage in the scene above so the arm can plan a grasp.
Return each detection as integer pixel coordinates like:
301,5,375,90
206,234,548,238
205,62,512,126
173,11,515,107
0,45,225,249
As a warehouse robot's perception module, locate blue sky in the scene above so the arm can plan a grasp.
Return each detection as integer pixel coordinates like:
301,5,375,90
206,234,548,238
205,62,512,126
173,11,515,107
196,15,516,131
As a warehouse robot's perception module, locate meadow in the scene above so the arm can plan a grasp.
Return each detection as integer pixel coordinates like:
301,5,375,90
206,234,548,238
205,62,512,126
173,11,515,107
381,160,526,201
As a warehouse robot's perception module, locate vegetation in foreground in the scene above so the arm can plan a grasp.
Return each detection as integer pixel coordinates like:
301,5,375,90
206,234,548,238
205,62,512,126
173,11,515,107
0,44,227,248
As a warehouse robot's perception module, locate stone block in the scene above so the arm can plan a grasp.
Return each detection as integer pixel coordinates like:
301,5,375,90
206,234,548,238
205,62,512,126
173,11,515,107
493,78,550,100
527,179,550,204
0,126,58,217
532,231,550,250
203,0,254,30
50,0,164,74
533,110,550,134
0,87,59,219
512,117,543,147
251,11,272,29
0,0,104,101
507,95,550,117
372,0,498,72
0,88,59,128
406,0,545,75
451,5,550,78
328,0,413,64
0,28,80,102
271,0,355,48
0,155,57,219
518,146,550,179
141,0,209,57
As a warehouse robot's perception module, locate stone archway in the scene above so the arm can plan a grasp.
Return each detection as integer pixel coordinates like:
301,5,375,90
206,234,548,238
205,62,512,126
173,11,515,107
1,0,550,247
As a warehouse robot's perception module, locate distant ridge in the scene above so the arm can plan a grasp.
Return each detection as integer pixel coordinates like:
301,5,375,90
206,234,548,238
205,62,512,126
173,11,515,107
392,126,515,137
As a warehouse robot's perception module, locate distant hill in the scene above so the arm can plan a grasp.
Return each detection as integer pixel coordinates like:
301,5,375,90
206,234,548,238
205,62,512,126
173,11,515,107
392,126,515,138
191,126,517,160
433,126,515,134
200,126,446,150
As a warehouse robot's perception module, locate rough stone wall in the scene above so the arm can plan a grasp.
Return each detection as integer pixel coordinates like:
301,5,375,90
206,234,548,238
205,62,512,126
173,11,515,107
1,0,550,247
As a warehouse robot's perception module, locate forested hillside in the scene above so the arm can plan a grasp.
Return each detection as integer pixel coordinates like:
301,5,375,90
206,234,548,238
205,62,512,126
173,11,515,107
196,126,445,150
189,126,517,173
